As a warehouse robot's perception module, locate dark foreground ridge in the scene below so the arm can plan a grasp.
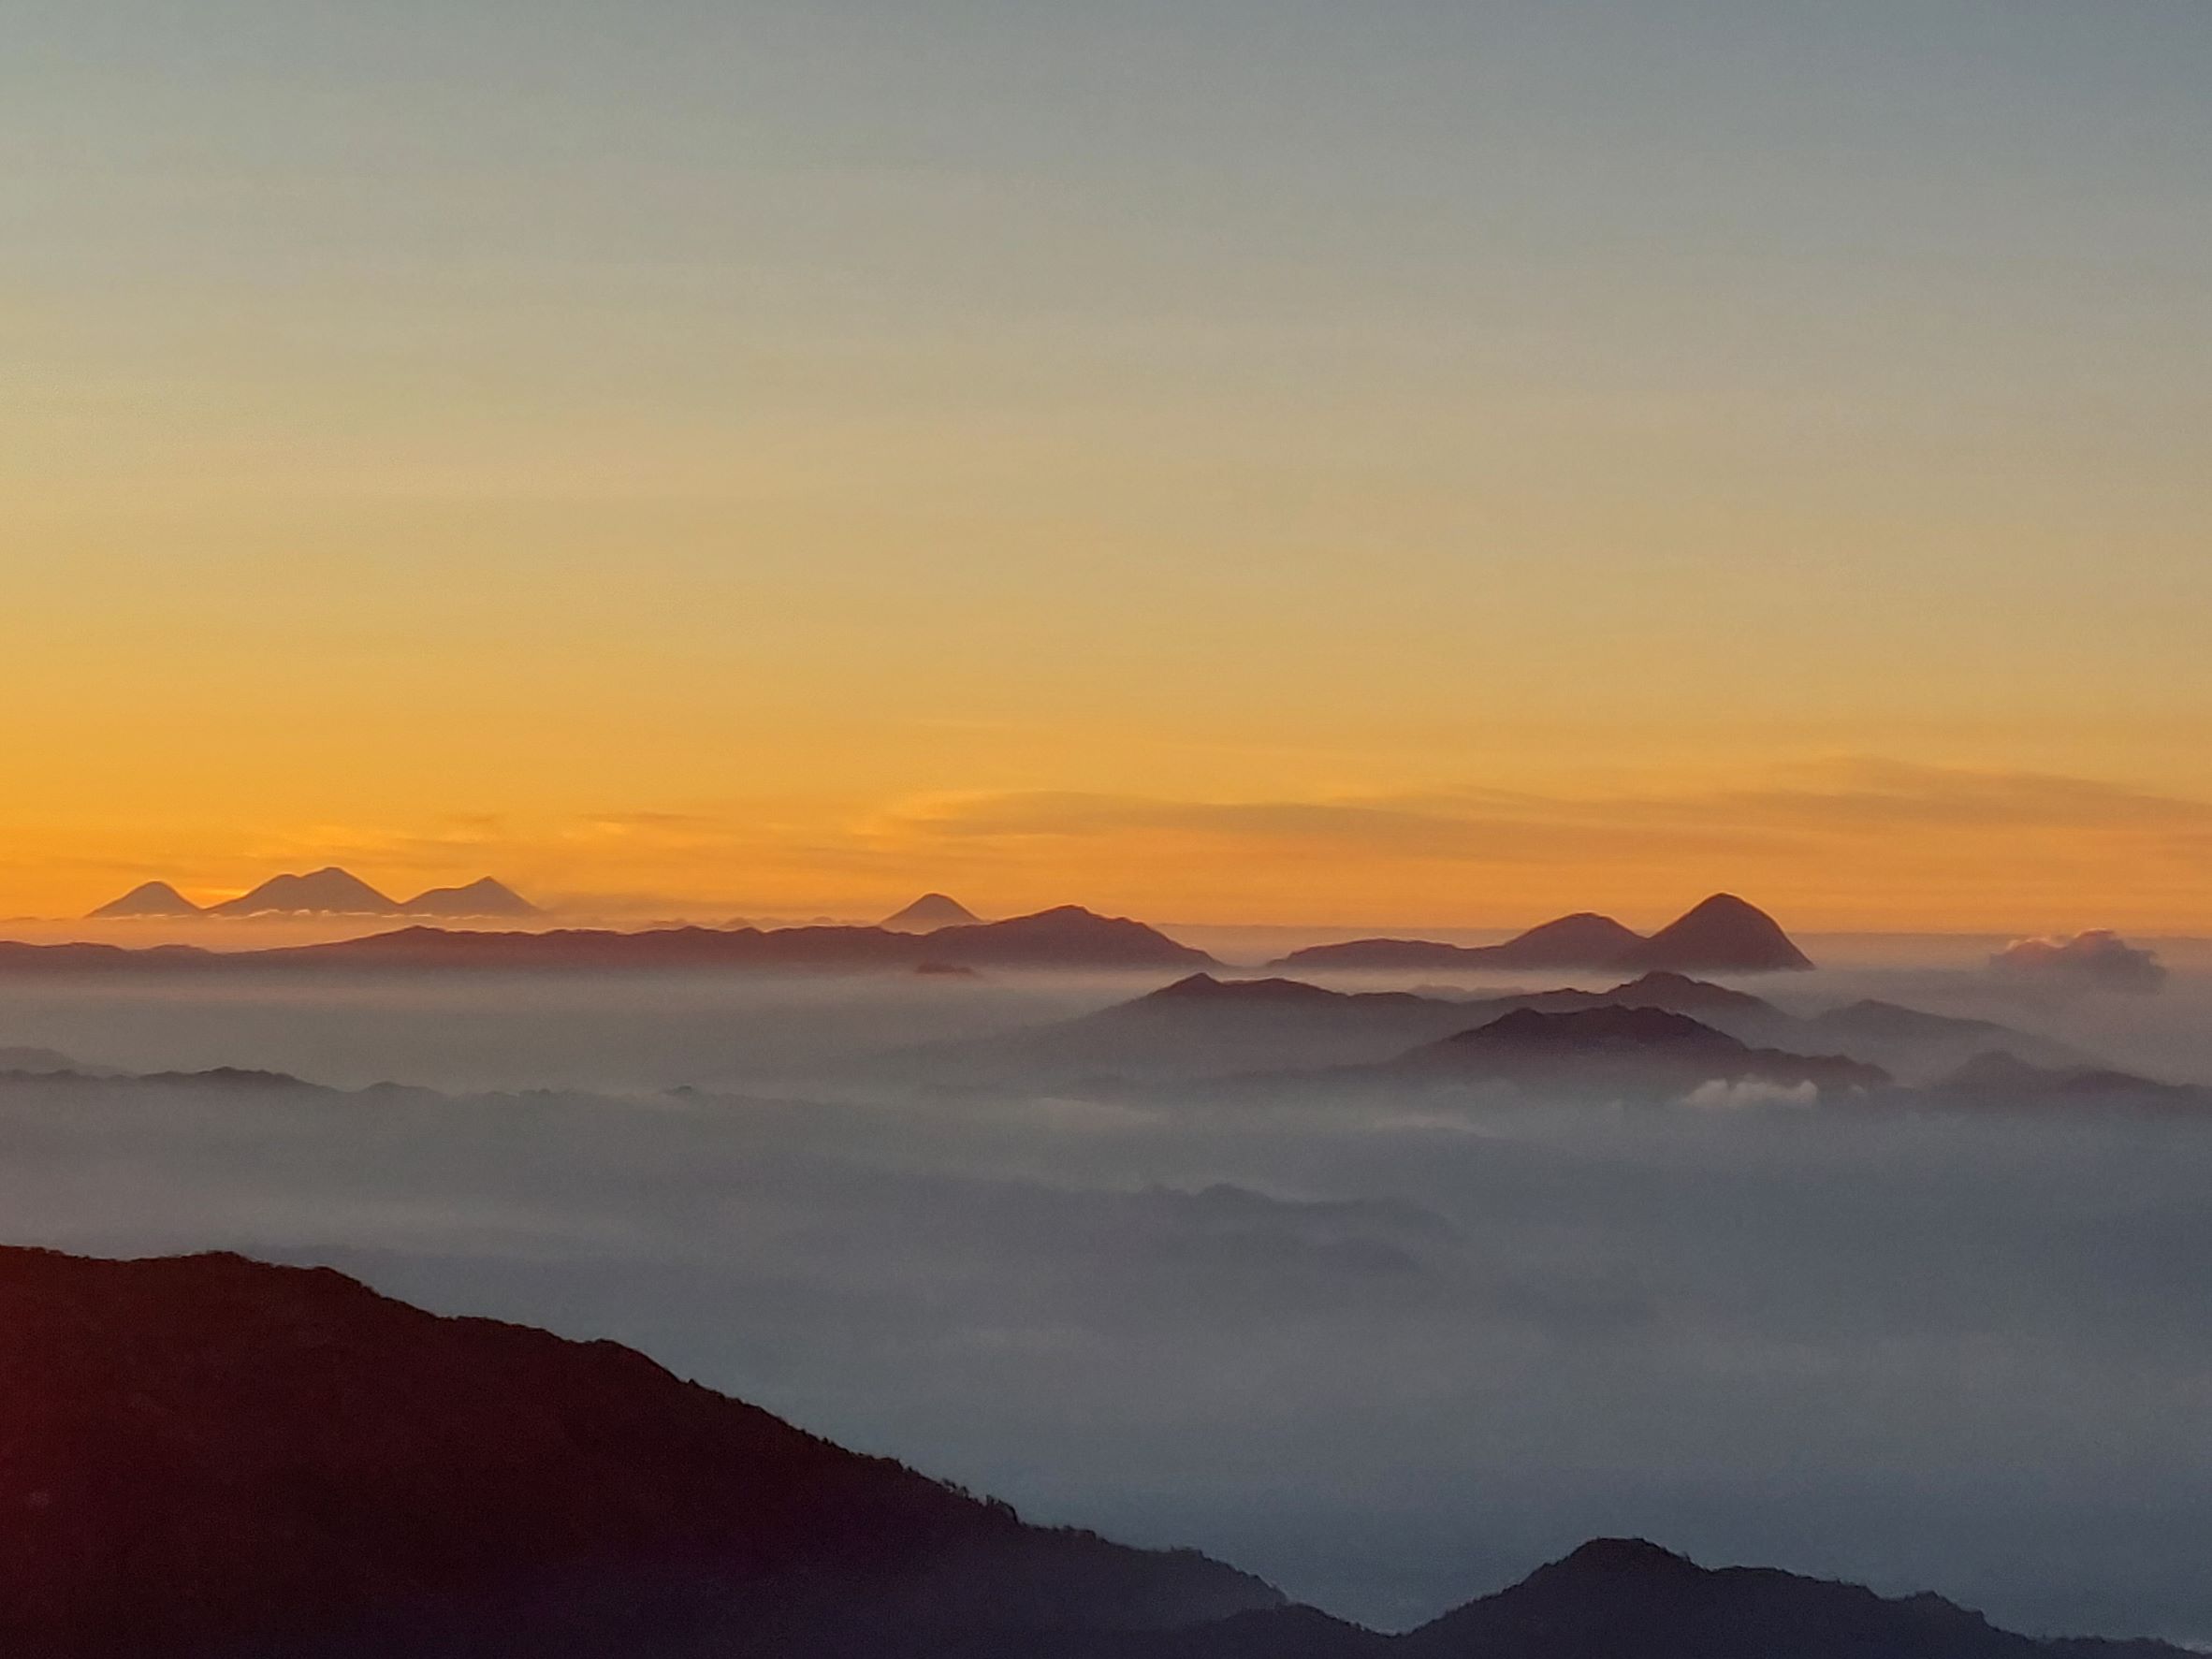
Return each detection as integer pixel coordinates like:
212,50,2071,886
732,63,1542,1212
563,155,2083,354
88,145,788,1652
0,1247,2183,1658
0,1246,1273,1659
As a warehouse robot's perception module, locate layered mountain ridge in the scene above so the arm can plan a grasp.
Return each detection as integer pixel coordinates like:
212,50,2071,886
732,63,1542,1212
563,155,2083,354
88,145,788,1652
906,966,2113,1099
9,904,1213,975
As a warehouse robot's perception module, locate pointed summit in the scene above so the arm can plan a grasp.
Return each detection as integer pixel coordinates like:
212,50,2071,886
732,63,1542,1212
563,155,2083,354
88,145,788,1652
1612,894,1814,974
87,880,203,919
204,868,403,918
403,878,541,918
880,893,981,933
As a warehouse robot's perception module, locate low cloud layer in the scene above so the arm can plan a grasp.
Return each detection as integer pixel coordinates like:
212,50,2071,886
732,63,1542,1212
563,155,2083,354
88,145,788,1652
2,962,2211,1640
1990,930,2169,993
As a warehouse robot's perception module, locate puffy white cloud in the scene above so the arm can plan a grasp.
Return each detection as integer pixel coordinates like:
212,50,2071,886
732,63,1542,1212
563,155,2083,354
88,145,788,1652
1990,930,2168,993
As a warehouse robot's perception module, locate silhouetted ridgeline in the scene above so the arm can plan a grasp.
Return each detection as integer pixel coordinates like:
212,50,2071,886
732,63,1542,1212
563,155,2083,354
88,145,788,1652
1392,1004,1890,1094
0,906,1213,975
1274,894,1815,976
85,869,542,920
1392,1539,2186,1659
0,1247,2184,1658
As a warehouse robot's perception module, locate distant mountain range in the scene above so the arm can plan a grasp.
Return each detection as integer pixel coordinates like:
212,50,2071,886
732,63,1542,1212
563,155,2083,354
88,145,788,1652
85,880,204,919
7,1004,2198,1121
78,883,1814,980
87,868,542,920
7,905,1214,976
0,1245,2184,1658
1273,894,1816,976
400,877,545,918
905,973,1509,1086
906,968,2094,1094
0,1044,94,1076
79,885,1815,981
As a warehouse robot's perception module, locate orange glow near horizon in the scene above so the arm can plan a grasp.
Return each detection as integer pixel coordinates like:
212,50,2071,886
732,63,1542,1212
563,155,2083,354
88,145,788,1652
6,748,2211,937
7,8,2208,939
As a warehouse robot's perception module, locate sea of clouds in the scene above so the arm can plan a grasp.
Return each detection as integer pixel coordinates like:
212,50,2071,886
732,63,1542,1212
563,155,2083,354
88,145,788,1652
1,961,2210,1639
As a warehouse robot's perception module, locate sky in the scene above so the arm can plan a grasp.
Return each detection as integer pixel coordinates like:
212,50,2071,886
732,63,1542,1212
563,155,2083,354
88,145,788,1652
6,1,2210,929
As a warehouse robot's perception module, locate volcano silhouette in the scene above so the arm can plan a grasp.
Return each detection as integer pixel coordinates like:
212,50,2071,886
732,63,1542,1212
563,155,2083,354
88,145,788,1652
86,880,203,919
204,868,403,918
881,893,982,932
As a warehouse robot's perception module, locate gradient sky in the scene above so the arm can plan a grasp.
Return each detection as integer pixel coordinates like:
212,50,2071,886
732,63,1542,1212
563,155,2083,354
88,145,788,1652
6,1,2210,929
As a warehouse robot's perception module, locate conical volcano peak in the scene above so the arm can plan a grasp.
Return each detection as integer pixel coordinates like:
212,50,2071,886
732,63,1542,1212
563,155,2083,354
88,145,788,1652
1614,894,1814,974
881,893,982,932
403,878,541,918
205,868,402,918
87,880,203,919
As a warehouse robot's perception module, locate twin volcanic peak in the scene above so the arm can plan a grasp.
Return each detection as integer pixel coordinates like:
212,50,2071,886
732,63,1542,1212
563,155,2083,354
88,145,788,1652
1273,894,1815,977
88,868,541,920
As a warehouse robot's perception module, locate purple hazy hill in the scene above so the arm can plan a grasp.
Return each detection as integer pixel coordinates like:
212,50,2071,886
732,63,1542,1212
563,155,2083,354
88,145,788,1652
0,907,1212,975
1485,911,1648,967
1599,970,1784,1019
1270,911,1644,974
907,905,1213,968
1270,899,1812,977
1929,1051,2211,1114
905,971,1484,1084
1398,1005,1885,1095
